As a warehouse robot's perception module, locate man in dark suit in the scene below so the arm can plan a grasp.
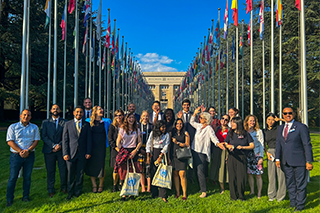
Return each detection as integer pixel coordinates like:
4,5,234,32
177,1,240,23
62,106,92,200
83,98,92,119
276,107,313,211
127,103,140,122
149,100,164,125
41,104,67,198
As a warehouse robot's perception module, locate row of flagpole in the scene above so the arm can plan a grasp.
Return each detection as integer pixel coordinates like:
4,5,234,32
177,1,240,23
174,0,309,126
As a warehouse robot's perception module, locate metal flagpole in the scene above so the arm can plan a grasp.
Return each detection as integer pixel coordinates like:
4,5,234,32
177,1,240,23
241,20,244,117
250,12,253,114
25,0,30,109
261,0,266,128
107,47,111,118
85,27,88,98
218,8,221,118
103,47,107,117
53,0,57,104
46,0,52,118
271,0,274,113
99,40,102,106
301,0,308,125
236,25,239,109
92,30,95,105
116,29,120,110
279,23,282,122
226,15,229,113
74,0,79,107
121,36,125,110
63,0,67,118
20,0,28,113
88,0,93,98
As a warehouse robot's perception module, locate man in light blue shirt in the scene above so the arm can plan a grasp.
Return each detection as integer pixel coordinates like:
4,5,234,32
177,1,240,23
6,109,40,207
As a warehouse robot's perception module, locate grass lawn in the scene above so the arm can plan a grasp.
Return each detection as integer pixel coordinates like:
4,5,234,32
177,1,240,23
0,129,319,213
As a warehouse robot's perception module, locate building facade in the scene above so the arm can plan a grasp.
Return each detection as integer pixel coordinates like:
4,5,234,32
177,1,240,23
143,72,186,109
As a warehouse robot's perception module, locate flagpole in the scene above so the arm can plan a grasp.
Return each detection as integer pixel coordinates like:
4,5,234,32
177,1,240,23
20,0,28,113
121,37,125,110
279,23,282,123
25,0,30,109
46,0,51,118
104,47,107,117
226,12,229,114
92,30,95,105
112,20,116,113
217,8,221,119
270,0,274,113
63,0,67,118
250,11,253,114
53,0,58,104
74,0,79,107
261,0,266,128
107,47,111,118
85,25,88,98
116,28,120,110
241,20,244,118
236,26,239,109
98,0,102,106
301,0,308,125
88,0,93,98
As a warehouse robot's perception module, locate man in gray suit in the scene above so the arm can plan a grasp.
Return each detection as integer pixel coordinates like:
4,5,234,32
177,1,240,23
62,106,92,200
41,104,67,198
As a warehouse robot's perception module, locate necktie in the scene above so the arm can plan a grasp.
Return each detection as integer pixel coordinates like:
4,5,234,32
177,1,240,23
87,111,90,119
55,119,58,130
185,113,189,123
284,124,289,140
76,121,81,134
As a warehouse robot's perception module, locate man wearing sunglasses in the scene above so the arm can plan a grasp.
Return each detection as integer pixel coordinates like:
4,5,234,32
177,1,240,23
275,107,313,211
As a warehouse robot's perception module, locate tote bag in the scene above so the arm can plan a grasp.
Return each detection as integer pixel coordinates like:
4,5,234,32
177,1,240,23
152,154,172,189
120,159,141,196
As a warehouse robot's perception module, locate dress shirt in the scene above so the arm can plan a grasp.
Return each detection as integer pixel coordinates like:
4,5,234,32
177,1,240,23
74,118,82,129
146,131,170,154
85,109,92,119
52,116,59,129
282,120,294,137
183,111,190,122
189,116,219,162
6,121,40,153
248,129,264,158
152,111,162,121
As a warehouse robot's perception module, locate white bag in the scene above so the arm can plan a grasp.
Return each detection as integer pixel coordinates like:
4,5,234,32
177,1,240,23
120,159,141,196
151,154,172,189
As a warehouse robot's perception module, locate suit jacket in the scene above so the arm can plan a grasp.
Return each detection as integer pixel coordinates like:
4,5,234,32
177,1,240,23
62,118,92,160
275,121,313,167
149,111,164,124
176,111,196,143
41,117,67,154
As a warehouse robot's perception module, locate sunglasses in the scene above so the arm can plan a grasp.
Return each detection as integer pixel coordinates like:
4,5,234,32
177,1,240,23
283,112,293,115
221,118,229,122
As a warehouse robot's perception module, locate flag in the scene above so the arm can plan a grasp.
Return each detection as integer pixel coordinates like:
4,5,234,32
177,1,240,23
68,0,75,14
116,33,119,58
111,25,116,55
95,0,102,40
206,31,210,61
91,36,95,62
232,35,235,62
209,21,214,57
224,1,228,39
247,19,251,46
214,20,220,46
220,47,224,68
246,0,252,14
275,0,283,27
105,12,111,47
295,0,301,10
202,40,206,65
231,0,238,27
259,0,264,40
102,47,106,70
44,0,50,28
82,27,87,54
240,26,243,55
60,4,67,41
124,43,127,68
83,0,90,27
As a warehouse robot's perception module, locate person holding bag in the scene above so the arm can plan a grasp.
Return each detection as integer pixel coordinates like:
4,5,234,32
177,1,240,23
146,120,170,203
170,118,190,200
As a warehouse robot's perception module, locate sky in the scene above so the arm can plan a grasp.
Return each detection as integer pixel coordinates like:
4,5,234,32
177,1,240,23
91,0,252,72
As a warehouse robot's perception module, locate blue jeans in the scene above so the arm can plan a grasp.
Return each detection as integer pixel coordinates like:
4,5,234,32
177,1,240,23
7,152,35,202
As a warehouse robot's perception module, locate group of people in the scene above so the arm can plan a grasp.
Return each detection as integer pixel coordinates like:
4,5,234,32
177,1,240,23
5,98,314,211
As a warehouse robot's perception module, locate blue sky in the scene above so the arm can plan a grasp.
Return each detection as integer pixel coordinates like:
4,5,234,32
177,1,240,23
92,0,251,72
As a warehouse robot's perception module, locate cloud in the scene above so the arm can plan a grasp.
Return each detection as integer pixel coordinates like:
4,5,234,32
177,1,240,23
136,53,178,72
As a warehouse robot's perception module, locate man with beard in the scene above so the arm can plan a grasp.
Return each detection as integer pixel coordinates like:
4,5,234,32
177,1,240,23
83,98,92,119
41,104,68,198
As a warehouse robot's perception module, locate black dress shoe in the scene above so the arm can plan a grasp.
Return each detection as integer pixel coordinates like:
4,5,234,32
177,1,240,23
22,198,30,202
49,192,55,198
112,185,117,192
65,195,72,200
60,189,67,194
6,201,13,207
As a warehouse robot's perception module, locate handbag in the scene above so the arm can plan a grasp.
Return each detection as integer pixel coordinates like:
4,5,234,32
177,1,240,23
152,154,172,189
176,146,192,160
120,159,141,197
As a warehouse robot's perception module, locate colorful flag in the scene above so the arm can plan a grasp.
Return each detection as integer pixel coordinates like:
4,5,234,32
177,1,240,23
111,25,116,55
82,27,87,54
240,26,243,55
259,0,264,40
206,31,210,62
231,0,238,27
60,5,67,41
116,33,119,58
232,35,235,62
102,47,106,70
105,12,111,47
220,47,224,68
295,0,301,10
224,1,229,39
276,0,283,27
246,0,252,14
95,0,102,40
247,19,251,46
44,0,50,28
202,40,206,65
83,0,90,27
209,21,214,57
68,0,75,14
214,20,220,46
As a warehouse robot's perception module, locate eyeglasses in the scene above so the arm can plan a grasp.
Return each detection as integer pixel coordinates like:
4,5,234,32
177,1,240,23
283,112,293,115
221,118,229,122
115,114,123,117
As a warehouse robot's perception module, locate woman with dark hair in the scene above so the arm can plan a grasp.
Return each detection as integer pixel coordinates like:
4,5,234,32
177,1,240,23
85,106,112,193
225,116,254,201
244,114,264,199
115,112,142,199
146,120,170,203
108,109,124,192
164,108,175,134
263,113,286,202
171,118,190,200
207,106,221,131
228,107,239,127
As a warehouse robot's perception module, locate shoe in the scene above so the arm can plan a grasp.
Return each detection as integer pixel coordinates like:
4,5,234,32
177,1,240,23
121,196,126,201
65,195,72,200
220,190,225,195
92,187,97,193
60,189,67,194
182,197,187,201
49,192,55,198
6,201,13,207
162,198,168,203
112,185,117,192
22,198,30,202
269,198,275,201
199,192,207,198
175,195,180,198
98,187,103,193
118,184,122,191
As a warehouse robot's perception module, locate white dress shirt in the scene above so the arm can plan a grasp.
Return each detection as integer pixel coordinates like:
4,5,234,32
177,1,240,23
152,111,162,121
146,131,170,154
282,119,294,137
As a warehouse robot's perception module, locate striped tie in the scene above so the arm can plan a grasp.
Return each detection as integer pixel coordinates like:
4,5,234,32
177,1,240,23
76,121,81,134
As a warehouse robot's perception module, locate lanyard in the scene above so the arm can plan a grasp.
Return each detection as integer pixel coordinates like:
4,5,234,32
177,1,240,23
141,123,149,143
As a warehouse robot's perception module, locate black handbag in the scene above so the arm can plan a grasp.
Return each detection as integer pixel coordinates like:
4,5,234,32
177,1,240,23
176,147,192,160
